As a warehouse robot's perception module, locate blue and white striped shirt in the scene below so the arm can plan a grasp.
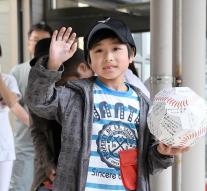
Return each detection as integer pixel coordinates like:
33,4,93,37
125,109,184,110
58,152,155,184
85,79,140,191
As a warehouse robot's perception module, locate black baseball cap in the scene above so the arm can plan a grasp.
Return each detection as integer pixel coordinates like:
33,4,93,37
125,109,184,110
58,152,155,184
30,37,51,66
84,17,136,60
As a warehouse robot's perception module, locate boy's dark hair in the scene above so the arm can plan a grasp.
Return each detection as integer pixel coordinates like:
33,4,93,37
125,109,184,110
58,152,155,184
30,38,51,67
28,22,53,37
128,62,139,77
84,17,136,62
63,48,89,78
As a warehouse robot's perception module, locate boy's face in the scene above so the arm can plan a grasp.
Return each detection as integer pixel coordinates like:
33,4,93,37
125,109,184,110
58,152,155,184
89,38,133,85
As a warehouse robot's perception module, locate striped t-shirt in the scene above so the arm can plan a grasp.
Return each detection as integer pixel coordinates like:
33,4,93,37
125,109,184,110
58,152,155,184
85,79,140,191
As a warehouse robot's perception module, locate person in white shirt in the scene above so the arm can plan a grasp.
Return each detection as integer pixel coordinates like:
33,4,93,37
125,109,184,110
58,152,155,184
125,68,150,98
0,45,29,191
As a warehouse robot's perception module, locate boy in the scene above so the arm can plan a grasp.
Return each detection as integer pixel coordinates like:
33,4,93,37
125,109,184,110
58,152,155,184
26,18,188,191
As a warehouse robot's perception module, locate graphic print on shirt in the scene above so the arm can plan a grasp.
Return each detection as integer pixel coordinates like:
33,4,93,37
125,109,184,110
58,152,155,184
97,111,138,169
85,80,140,191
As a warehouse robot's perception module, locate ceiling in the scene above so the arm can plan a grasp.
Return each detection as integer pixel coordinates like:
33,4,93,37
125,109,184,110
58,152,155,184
80,0,150,16
45,0,150,36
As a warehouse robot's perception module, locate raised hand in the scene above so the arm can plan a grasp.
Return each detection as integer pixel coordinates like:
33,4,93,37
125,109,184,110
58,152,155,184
48,27,78,70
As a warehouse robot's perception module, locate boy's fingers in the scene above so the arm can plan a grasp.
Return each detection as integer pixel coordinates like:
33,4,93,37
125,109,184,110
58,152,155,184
180,146,190,153
67,32,77,46
158,143,177,155
169,146,189,154
51,30,58,43
62,27,72,42
158,143,190,155
70,42,78,54
57,27,66,41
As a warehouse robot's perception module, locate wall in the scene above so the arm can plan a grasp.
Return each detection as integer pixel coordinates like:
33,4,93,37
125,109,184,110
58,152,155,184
0,0,18,73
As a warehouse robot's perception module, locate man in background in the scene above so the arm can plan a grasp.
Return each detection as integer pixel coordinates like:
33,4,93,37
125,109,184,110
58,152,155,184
9,22,53,191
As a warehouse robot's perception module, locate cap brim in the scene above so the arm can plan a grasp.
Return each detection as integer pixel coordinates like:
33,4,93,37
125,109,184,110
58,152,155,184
86,23,127,49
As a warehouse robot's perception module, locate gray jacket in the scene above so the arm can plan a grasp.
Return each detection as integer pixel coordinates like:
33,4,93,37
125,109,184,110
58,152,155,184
25,57,174,191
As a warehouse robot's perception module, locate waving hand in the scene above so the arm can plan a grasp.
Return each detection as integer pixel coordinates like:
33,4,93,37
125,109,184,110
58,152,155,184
48,27,77,70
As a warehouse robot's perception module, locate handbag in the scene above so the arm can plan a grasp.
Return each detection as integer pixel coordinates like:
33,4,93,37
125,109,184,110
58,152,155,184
119,148,138,191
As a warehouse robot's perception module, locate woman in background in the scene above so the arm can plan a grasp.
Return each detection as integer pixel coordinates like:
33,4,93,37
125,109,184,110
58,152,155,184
0,44,29,191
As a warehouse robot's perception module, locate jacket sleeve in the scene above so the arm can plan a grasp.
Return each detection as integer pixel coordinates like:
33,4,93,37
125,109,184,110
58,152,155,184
140,95,174,175
30,111,57,175
25,56,65,123
147,131,174,175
